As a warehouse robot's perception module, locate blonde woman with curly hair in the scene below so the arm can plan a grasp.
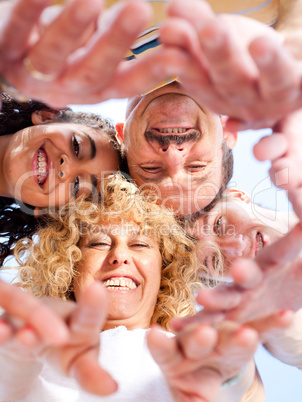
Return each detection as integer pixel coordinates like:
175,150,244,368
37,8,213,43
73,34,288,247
0,174,265,401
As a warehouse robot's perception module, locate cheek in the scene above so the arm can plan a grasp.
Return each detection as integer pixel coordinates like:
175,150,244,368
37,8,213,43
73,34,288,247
150,254,162,288
98,146,120,172
74,255,102,292
48,183,73,208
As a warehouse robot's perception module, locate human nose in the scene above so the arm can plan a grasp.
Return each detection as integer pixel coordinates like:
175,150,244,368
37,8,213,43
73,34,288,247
220,234,250,259
108,243,131,266
58,154,74,180
159,144,187,175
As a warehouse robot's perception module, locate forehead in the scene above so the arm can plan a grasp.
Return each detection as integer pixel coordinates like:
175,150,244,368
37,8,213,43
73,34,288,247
30,122,102,138
87,221,157,238
98,222,141,237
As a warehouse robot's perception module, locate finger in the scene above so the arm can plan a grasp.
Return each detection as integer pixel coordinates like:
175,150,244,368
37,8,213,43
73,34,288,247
148,325,183,372
253,134,288,162
160,17,201,54
70,347,117,396
247,310,294,336
196,19,257,102
196,286,243,310
103,46,191,100
0,280,68,344
0,0,52,60
216,324,259,357
191,367,222,401
269,156,297,189
160,17,208,68
0,319,13,344
230,258,264,288
15,325,41,348
176,323,217,360
64,0,152,90
168,0,257,100
225,117,278,132
256,223,302,269
69,282,108,341
26,0,102,77
288,188,302,221
170,311,225,332
250,37,301,103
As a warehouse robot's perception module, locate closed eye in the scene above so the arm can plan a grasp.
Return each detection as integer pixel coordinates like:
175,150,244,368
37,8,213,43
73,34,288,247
141,166,162,173
186,164,206,172
89,242,110,248
130,242,149,248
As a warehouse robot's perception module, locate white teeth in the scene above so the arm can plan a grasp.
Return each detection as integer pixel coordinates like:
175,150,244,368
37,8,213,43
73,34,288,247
157,128,187,134
37,149,48,184
104,278,137,290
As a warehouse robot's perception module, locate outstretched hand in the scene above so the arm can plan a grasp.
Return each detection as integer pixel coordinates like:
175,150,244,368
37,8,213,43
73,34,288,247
0,278,68,346
160,0,302,131
148,321,260,402
0,0,190,107
171,223,302,333
0,280,117,396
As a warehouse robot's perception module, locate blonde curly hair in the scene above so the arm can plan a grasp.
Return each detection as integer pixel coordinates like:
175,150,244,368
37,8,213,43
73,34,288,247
13,174,202,330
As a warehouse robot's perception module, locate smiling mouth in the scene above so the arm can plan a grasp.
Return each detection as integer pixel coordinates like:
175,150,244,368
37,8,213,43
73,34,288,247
255,232,264,255
35,147,48,187
103,277,138,290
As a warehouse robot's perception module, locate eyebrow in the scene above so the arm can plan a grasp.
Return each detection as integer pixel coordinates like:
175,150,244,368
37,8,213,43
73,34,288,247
87,134,96,159
91,174,98,195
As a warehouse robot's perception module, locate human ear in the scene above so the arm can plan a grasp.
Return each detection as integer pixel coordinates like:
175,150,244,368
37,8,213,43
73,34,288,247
226,188,251,204
220,117,238,149
31,109,61,125
115,123,124,144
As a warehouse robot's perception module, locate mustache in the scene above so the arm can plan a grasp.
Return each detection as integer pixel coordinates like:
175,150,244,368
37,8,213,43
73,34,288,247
145,130,201,147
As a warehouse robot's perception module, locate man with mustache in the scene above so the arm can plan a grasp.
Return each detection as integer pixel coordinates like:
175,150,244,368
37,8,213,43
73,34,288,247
116,82,237,216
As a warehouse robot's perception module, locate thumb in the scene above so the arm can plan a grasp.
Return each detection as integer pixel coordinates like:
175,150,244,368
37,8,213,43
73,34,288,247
256,223,302,270
70,281,108,340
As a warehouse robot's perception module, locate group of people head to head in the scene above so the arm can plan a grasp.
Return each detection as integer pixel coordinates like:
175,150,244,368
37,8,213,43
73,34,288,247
0,80,238,267
1,0,302,400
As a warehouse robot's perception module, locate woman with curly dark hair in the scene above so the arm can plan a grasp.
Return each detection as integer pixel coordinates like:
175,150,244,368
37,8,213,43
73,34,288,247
0,93,120,265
